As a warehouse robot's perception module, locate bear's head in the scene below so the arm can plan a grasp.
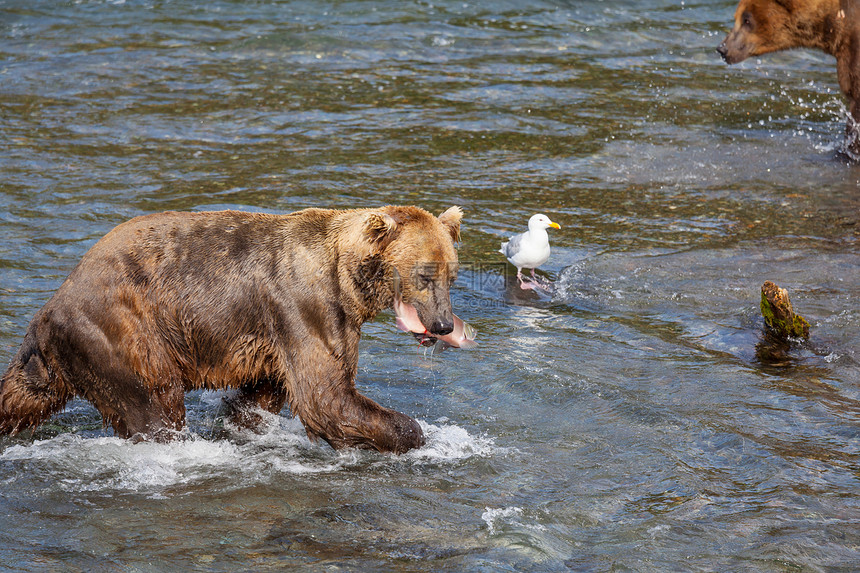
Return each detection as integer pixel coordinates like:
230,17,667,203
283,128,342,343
361,206,461,336
717,0,805,64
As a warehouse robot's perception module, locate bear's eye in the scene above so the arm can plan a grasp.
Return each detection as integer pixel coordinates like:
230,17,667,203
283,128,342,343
741,11,753,28
417,273,434,289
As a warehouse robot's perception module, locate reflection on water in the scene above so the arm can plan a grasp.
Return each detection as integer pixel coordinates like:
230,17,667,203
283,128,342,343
1,0,860,570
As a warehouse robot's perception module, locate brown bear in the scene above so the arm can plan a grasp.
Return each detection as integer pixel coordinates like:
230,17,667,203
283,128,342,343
718,0,860,154
0,205,463,454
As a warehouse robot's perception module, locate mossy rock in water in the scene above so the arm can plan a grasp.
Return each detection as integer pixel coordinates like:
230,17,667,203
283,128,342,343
760,281,810,340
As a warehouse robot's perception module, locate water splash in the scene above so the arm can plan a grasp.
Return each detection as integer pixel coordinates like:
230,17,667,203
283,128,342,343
407,419,498,462
482,506,524,535
0,415,497,495
481,506,547,536
0,433,244,493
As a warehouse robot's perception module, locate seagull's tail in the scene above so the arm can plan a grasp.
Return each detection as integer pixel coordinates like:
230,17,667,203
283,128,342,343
499,241,508,256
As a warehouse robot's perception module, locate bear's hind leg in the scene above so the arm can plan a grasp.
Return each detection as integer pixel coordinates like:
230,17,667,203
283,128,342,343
0,340,73,435
88,379,187,442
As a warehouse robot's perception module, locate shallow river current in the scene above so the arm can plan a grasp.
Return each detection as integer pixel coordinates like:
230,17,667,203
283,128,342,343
1,1,860,571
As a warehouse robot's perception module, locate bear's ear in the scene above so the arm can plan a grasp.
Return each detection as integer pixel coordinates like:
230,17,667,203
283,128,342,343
438,206,462,243
364,211,398,247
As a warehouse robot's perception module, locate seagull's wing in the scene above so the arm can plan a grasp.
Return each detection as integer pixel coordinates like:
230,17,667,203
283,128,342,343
501,232,525,259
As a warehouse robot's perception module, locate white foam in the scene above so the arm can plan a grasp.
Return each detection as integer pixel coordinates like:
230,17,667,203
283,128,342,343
648,524,671,535
481,506,548,537
406,420,498,462
0,416,497,494
1,433,244,493
482,506,524,535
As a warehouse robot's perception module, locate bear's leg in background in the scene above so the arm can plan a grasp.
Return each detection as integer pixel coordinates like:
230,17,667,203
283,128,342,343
224,378,288,430
849,100,860,156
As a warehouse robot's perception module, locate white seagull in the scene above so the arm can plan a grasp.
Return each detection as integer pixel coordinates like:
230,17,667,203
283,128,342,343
499,214,560,290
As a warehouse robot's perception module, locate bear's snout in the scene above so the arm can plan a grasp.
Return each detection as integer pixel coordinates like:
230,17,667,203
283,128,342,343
716,29,751,65
412,296,455,337
428,318,454,336
717,39,743,64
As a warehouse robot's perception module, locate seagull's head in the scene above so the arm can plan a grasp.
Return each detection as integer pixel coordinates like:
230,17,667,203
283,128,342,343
528,214,560,232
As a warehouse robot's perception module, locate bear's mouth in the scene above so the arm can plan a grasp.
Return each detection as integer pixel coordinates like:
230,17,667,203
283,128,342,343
391,269,477,350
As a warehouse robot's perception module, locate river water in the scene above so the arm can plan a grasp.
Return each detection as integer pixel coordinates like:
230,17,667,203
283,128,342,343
1,1,859,571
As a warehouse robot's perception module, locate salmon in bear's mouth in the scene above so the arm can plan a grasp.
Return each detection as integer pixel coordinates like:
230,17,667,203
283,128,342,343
391,269,477,350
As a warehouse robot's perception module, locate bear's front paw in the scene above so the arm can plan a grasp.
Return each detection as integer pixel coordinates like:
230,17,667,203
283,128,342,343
389,413,425,454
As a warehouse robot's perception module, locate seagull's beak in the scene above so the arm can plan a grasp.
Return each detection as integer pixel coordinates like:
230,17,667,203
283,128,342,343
549,221,560,229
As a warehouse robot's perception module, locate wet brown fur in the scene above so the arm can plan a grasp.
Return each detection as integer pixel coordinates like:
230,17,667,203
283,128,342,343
718,0,860,152
0,205,462,454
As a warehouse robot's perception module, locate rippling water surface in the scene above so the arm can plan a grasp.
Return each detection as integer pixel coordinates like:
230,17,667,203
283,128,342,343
2,1,860,571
